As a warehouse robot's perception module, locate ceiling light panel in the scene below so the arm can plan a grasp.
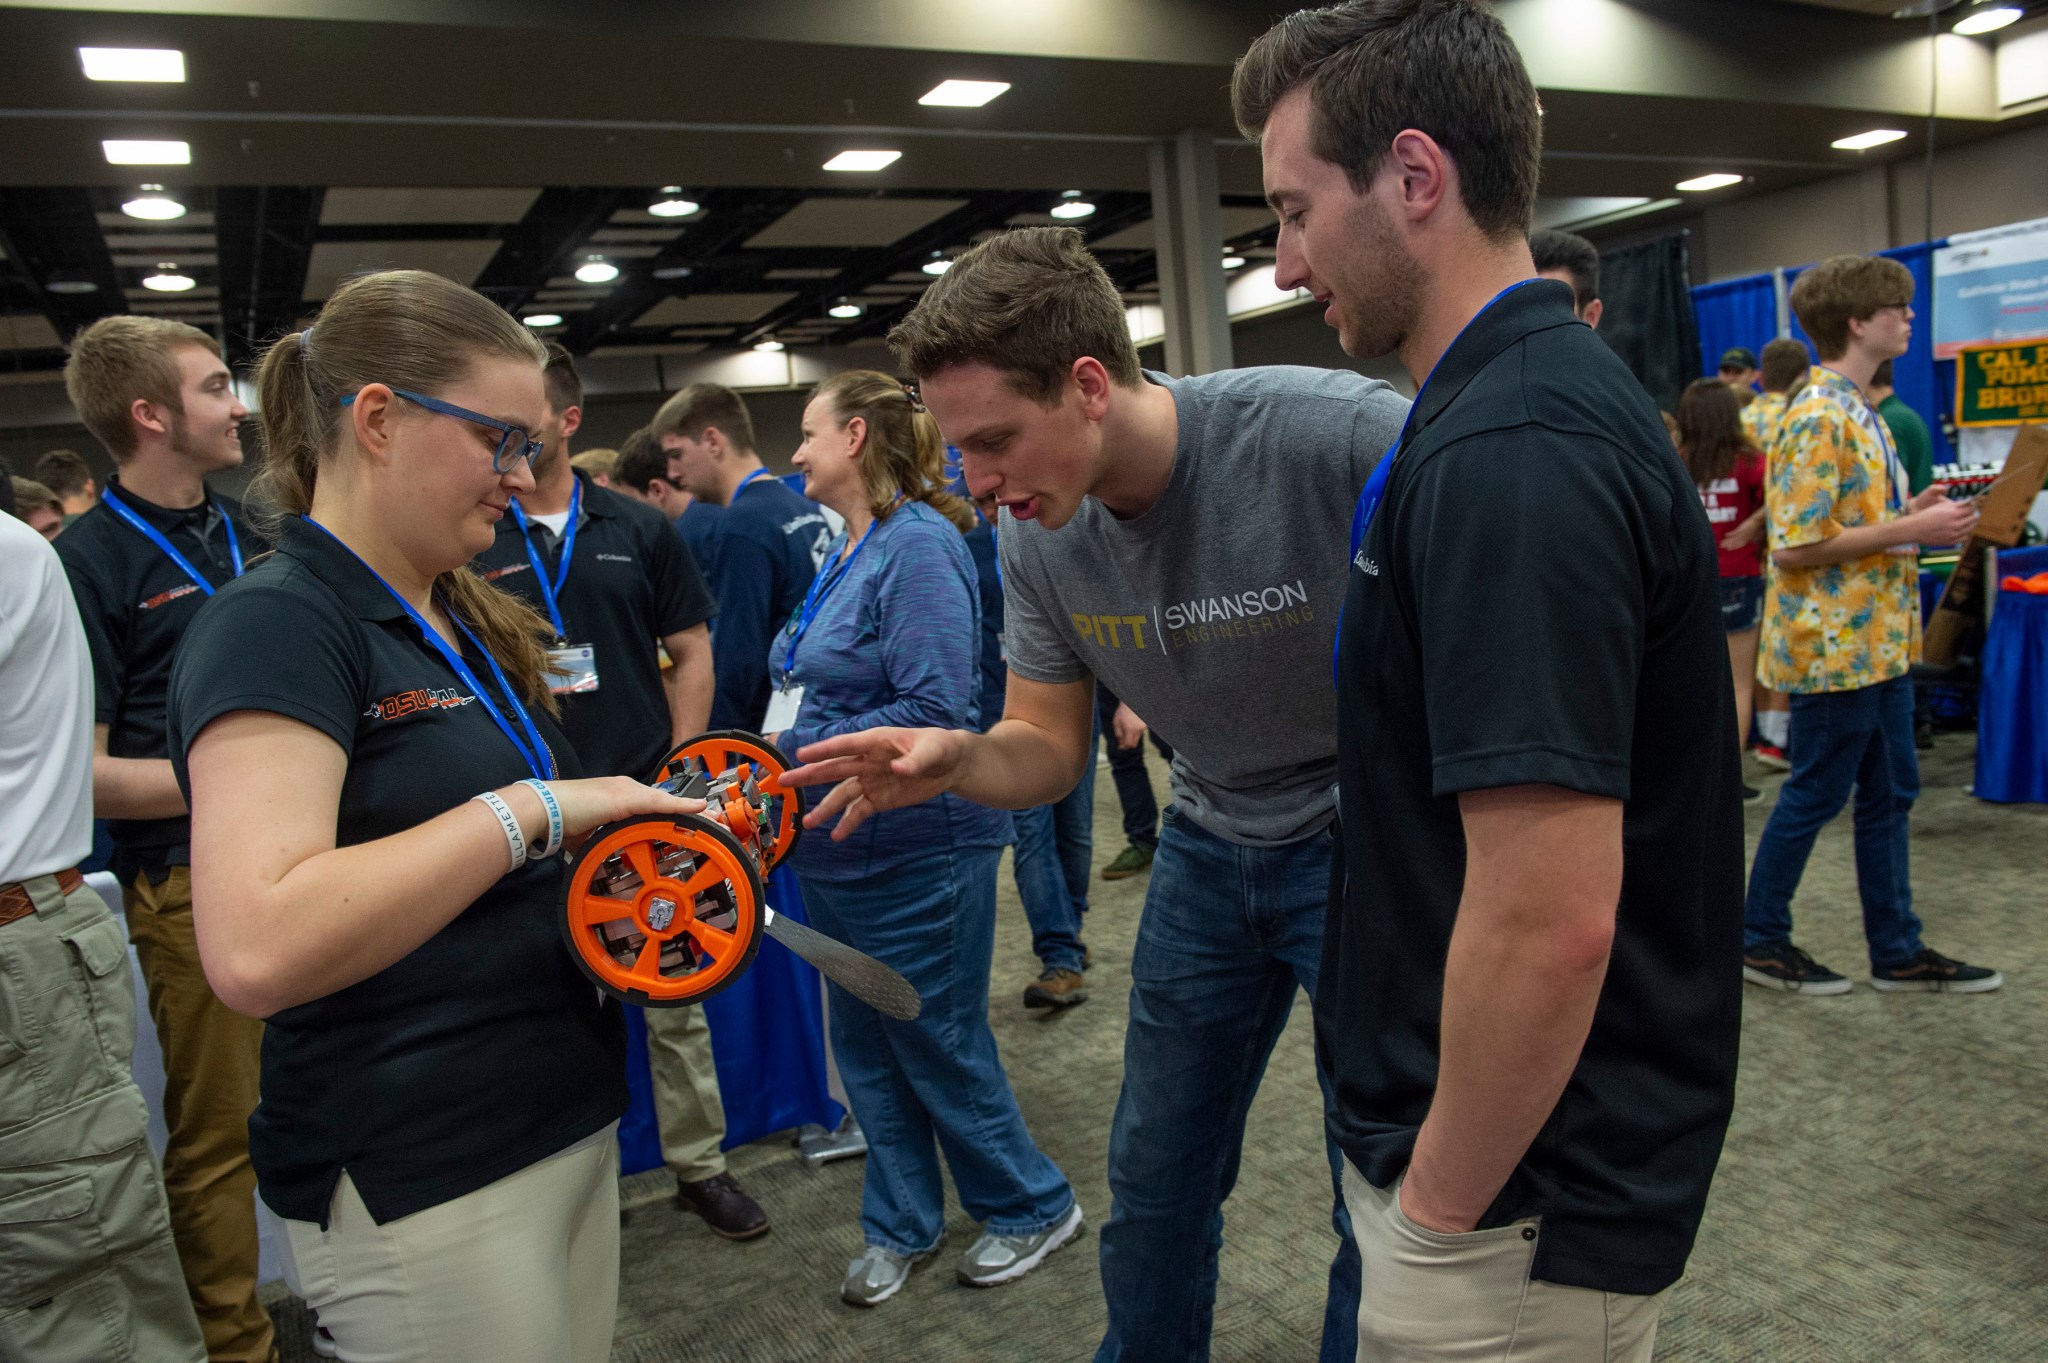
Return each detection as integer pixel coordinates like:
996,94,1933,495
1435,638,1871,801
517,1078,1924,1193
1676,173,1743,192
80,47,185,82
823,150,902,172
1955,6,2022,36
103,140,190,165
919,79,1011,107
1832,129,1907,151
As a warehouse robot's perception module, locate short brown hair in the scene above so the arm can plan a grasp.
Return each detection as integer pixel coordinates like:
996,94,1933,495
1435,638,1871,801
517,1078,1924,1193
11,476,60,519
888,226,1140,403
1789,255,1914,362
1759,337,1811,393
32,447,93,497
64,315,221,460
542,341,582,414
648,382,756,452
1232,0,1542,240
614,428,671,494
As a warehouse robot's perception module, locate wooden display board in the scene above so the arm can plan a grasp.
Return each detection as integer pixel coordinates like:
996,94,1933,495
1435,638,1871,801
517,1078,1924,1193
1924,423,2048,665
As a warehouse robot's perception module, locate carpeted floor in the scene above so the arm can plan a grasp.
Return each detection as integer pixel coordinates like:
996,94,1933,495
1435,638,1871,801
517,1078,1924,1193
268,734,2048,1362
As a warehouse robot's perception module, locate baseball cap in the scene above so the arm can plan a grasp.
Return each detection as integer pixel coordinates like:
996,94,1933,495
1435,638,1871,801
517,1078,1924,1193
1719,347,1758,371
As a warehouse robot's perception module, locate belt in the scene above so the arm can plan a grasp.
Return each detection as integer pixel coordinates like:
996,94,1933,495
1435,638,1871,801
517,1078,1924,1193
0,867,85,927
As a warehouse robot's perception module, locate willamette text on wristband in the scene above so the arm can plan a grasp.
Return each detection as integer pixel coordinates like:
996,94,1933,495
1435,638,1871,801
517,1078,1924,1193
472,789,527,872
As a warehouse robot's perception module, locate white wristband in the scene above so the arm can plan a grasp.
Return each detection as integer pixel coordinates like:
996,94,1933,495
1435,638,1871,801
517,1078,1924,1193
473,790,526,872
520,779,564,859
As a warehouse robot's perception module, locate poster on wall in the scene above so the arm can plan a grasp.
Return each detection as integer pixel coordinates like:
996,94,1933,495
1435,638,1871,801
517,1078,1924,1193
1933,216,2048,360
1956,342,2048,428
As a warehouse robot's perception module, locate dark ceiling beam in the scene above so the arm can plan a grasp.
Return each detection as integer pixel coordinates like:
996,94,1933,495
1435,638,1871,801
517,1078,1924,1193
470,187,633,321
215,185,323,366
558,186,809,354
0,187,126,347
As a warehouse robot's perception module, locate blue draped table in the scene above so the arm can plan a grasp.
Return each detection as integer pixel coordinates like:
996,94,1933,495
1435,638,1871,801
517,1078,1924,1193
618,864,843,1175
1976,546,2048,806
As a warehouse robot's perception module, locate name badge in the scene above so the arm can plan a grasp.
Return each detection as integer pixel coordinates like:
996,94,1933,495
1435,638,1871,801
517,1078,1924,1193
545,643,600,695
763,683,805,734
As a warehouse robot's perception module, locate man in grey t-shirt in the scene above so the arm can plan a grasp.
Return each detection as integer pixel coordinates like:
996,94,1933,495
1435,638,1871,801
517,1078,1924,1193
785,226,1407,1363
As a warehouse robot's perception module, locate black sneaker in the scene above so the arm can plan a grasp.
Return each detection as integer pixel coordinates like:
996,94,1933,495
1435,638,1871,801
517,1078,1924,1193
1742,942,1852,995
1871,948,2003,994
1742,783,1765,806
1914,722,1935,751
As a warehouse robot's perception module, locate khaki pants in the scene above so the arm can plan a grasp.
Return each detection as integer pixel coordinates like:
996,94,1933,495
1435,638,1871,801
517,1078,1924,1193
125,868,273,1363
641,1004,728,1181
278,1131,620,1363
0,872,206,1363
1345,1163,1667,1363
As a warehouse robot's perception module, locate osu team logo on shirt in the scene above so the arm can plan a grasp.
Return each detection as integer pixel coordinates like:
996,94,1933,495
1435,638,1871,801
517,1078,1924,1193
138,583,202,611
363,686,476,721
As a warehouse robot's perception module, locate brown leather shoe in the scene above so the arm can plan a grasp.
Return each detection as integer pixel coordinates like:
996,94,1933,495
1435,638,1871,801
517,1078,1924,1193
677,1172,771,1240
1023,968,1089,1009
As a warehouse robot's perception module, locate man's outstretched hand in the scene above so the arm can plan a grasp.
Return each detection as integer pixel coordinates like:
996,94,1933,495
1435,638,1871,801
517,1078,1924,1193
781,728,970,840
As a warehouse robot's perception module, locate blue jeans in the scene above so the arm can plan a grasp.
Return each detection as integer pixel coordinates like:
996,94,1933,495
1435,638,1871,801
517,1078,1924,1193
1095,807,1358,1363
800,849,1075,1255
1013,736,1098,973
1745,676,1926,968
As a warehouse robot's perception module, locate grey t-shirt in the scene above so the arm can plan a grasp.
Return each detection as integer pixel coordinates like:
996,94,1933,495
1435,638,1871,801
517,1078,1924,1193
999,366,1409,845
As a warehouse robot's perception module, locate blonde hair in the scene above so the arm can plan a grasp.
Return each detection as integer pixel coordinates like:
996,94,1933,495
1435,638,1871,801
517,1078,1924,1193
64,315,220,461
814,370,974,533
253,269,560,709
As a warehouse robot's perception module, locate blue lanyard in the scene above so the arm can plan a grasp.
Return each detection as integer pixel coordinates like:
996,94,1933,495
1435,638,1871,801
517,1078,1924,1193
300,516,555,781
781,501,896,684
507,477,581,639
1817,367,1906,516
101,486,243,597
734,468,772,500
1334,278,1543,685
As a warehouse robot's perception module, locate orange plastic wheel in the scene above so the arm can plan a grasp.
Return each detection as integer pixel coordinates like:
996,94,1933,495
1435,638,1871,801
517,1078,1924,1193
559,812,764,1007
651,730,803,871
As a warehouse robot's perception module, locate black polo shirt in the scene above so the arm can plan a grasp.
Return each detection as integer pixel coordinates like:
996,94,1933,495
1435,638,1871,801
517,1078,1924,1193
165,516,627,1227
55,478,256,882
474,471,716,780
1324,278,1743,1296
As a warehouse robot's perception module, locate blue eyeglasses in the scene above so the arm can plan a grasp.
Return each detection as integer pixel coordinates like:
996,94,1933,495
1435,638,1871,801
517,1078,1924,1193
339,387,544,472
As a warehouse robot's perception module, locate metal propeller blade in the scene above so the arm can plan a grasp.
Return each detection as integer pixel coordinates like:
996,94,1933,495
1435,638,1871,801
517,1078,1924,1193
763,908,920,1020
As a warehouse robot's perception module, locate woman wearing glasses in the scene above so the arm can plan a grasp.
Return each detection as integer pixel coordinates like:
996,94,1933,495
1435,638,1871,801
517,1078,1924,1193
165,270,698,1363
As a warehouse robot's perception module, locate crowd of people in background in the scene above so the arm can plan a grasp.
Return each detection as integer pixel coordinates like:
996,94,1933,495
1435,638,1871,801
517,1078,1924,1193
0,2,2007,1362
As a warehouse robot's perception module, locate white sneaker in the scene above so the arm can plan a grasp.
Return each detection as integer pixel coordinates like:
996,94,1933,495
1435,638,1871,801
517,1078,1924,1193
956,1201,1085,1287
841,1242,937,1307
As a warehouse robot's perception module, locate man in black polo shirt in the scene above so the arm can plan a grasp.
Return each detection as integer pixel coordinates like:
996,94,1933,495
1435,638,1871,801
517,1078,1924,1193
1235,3,1741,1357
55,315,276,1362
472,345,768,1241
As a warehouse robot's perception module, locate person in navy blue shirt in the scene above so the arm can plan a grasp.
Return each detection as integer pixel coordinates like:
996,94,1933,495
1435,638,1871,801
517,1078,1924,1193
768,370,1076,1309
651,383,828,730
614,428,724,579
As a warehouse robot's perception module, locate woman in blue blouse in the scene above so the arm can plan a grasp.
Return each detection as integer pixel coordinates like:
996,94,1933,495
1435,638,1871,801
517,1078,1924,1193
768,370,1078,1307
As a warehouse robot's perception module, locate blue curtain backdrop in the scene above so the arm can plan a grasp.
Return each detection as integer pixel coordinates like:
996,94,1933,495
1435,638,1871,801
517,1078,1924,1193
1691,240,1956,464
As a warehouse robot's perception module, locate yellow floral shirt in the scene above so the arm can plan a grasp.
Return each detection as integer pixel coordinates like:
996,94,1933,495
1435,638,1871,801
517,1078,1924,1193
1759,368,1918,694
1741,389,1789,454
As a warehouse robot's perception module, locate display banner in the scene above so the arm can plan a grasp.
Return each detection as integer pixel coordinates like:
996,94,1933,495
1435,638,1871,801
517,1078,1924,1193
1957,341,2048,428
1933,216,2048,360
